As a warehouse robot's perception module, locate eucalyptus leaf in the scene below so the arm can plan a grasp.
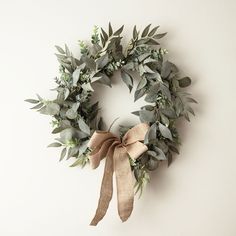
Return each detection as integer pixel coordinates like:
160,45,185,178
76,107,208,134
114,25,124,35
136,77,147,90
134,87,146,101
25,99,39,104
178,77,191,87
101,28,108,42
30,103,43,110
60,148,67,161
144,123,157,144
153,32,167,39
83,57,96,71
153,146,167,160
64,88,70,100
72,68,81,86
146,157,159,171
96,73,111,87
133,25,138,39
161,61,172,78
48,142,62,147
141,24,151,37
55,45,65,54
139,110,155,122
138,53,150,62
66,108,77,119
40,102,60,116
121,70,133,92
82,83,94,91
108,22,113,36
169,145,179,154
96,54,109,69
148,26,159,36
158,123,173,140
78,118,90,135
79,140,89,155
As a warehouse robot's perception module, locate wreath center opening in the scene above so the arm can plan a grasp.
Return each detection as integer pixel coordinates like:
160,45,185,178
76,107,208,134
91,70,145,135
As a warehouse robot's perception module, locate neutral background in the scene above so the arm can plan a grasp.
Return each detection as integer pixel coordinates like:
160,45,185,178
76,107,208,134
0,0,236,235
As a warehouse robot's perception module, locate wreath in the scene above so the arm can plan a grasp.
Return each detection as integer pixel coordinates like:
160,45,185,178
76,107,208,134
26,23,197,225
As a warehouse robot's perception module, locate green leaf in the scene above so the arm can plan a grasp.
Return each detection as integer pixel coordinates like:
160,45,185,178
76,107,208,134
93,73,111,87
133,25,138,39
66,108,77,119
64,88,70,100
55,45,65,54
83,57,96,71
186,106,195,116
101,28,108,41
70,155,89,167
153,146,167,160
96,54,109,69
148,26,159,36
141,24,151,37
36,94,43,101
153,32,167,39
25,99,39,104
79,140,89,155
167,152,173,166
136,77,147,90
114,25,124,35
65,44,70,56
146,157,159,171
138,53,150,62
158,123,173,140
60,128,74,142
72,102,80,112
138,64,146,76
160,83,171,101
82,83,94,91
48,142,62,147
134,87,146,101
169,145,179,154
160,113,169,126
178,77,191,87
30,103,43,110
144,123,157,144
161,61,172,78
72,68,81,86
143,57,157,64
60,148,67,161
139,110,155,122
121,70,133,92
40,102,60,115
146,38,160,45
161,108,177,119
143,65,155,73
108,22,113,36
145,90,158,103
78,118,90,135
186,97,198,103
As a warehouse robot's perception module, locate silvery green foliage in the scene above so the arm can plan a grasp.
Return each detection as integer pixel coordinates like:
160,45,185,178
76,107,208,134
26,23,197,193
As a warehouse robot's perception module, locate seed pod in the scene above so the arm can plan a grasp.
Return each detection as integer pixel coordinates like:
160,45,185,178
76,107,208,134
146,157,159,171
139,153,149,165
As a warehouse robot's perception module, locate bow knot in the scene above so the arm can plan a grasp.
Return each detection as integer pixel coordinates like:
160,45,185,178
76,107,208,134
88,123,149,225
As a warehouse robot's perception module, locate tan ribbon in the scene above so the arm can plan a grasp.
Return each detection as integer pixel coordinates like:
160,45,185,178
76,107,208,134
88,123,149,226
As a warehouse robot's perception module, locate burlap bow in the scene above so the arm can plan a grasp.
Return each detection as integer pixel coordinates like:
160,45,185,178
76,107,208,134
88,123,149,226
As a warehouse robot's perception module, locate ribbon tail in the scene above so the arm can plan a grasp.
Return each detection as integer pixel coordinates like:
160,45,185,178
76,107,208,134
90,154,114,226
113,147,134,222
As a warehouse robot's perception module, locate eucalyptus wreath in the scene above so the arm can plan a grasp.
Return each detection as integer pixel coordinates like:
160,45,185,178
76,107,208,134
26,23,197,194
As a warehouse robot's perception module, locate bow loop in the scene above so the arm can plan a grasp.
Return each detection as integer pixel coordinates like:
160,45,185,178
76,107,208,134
88,123,149,226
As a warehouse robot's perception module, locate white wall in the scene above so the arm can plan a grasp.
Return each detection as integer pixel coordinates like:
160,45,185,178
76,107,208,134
0,0,236,235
